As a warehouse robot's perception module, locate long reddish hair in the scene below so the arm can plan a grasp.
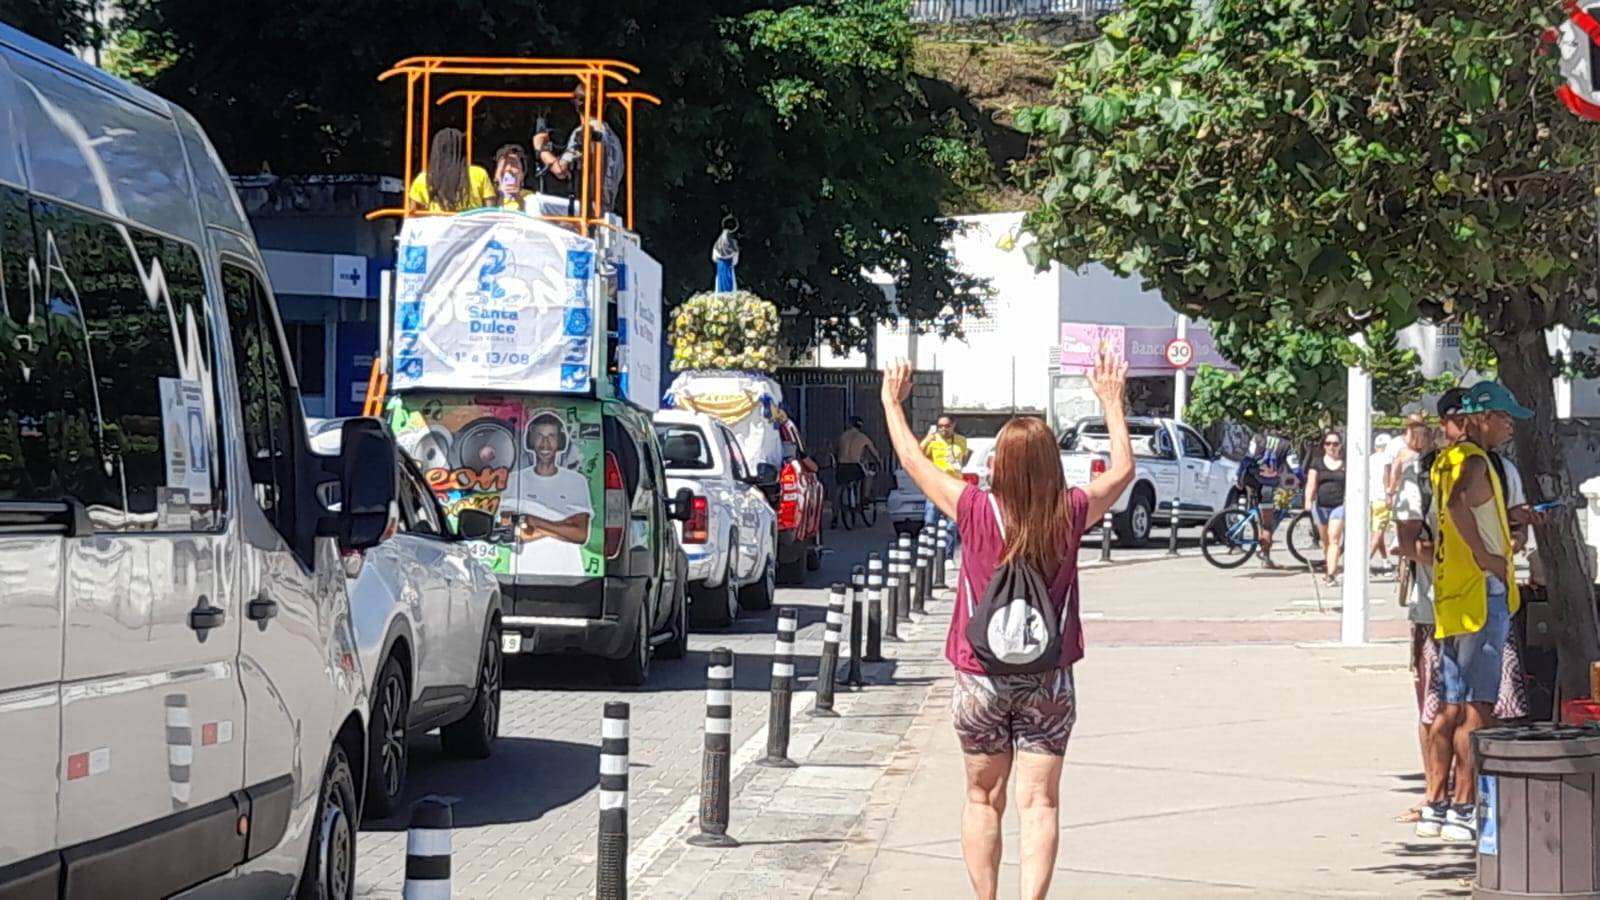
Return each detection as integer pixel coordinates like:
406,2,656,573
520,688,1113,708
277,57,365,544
988,416,1072,573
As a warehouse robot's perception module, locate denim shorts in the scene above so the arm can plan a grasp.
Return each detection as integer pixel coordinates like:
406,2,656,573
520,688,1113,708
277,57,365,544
1440,579,1511,705
1314,505,1345,526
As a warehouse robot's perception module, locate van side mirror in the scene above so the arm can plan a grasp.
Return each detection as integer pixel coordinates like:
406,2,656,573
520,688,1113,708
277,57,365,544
755,463,779,484
318,417,396,553
670,487,695,522
455,507,495,541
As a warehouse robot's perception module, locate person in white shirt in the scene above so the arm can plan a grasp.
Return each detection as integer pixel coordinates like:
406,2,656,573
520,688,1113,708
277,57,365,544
1368,433,1398,574
501,411,593,576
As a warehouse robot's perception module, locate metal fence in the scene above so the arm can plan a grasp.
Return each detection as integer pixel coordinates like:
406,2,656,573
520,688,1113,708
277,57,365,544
910,0,1123,22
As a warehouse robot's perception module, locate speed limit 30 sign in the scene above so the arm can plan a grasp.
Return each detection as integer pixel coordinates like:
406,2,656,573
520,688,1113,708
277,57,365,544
1164,338,1195,368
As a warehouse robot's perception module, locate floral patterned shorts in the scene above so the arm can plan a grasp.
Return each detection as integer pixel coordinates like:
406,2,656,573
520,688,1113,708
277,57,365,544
951,668,1077,757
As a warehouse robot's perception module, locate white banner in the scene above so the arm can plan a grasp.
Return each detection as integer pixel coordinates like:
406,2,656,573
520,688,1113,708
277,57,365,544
619,242,663,411
392,213,596,394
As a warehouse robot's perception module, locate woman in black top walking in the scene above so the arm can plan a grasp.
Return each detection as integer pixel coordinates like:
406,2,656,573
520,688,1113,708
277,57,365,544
1303,430,1348,585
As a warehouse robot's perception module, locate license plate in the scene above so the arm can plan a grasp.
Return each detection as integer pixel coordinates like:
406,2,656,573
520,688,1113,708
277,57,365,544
501,632,522,654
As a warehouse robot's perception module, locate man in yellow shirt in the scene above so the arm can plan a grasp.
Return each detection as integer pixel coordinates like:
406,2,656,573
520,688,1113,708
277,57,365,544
920,415,969,551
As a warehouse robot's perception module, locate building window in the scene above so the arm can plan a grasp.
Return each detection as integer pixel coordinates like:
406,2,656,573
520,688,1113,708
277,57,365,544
285,320,327,397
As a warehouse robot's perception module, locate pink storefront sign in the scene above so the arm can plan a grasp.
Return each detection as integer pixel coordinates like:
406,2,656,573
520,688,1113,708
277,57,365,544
1058,322,1235,375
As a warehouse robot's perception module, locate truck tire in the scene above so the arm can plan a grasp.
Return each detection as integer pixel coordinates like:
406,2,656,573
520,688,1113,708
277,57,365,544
1114,487,1154,547
738,547,775,611
609,605,652,686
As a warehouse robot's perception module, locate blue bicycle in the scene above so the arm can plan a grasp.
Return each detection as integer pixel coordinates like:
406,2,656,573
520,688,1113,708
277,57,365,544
1200,492,1319,570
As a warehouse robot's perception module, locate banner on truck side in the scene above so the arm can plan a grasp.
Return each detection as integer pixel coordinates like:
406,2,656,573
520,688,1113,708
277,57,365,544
386,394,606,580
392,212,596,394
617,241,663,411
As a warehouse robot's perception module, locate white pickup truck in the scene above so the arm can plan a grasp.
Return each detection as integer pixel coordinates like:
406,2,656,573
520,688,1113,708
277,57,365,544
653,410,778,627
1059,417,1240,546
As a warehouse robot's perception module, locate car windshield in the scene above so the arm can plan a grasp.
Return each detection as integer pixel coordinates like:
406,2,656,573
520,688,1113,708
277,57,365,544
654,425,714,470
1063,421,1165,458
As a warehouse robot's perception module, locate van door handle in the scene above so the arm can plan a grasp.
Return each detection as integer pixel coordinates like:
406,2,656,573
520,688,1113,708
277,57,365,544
247,597,279,622
189,600,226,632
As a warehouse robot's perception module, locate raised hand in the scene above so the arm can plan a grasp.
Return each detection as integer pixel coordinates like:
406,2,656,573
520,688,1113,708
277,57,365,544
1088,350,1128,410
881,358,914,407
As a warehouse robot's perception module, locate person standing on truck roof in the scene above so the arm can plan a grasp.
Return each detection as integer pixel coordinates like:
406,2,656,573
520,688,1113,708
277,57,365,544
407,127,496,213
493,144,537,212
501,411,593,576
533,83,626,214
921,415,970,553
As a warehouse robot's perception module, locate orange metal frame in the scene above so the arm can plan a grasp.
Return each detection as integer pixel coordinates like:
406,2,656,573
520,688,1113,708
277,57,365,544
366,56,660,234
362,56,660,416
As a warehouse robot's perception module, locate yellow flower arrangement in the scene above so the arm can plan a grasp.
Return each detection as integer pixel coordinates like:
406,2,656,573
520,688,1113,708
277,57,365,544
669,291,781,372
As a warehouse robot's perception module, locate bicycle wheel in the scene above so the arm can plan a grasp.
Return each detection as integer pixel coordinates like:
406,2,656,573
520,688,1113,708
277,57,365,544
1286,510,1323,568
1200,509,1259,569
859,487,878,527
840,482,857,530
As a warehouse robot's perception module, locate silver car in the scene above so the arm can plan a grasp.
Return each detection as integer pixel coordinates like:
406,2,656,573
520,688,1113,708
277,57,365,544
312,422,504,818
0,24,392,899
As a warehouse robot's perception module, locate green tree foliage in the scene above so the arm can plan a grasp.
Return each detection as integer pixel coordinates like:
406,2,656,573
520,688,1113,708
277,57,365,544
99,0,986,347
1187,317,1449,445
1019,0,1600,687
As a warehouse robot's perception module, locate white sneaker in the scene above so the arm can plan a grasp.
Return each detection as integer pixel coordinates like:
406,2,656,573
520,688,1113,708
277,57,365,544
1415,804,1445,838
1441,805,1477,842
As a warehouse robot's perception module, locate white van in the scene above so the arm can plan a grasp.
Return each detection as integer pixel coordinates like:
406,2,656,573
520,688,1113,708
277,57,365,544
0,24,394,899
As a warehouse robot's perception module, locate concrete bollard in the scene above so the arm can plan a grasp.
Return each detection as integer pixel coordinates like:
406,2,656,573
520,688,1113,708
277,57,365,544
848,565,865,686
597,701,629,900
1100,510,1113,563
403,798,452,900
757,609,799,768
864,554,885,662
811,584,846,718
687,648,738,847
933,517,948,588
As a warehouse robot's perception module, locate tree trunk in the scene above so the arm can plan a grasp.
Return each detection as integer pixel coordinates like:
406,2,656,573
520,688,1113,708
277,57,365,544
1490,328,1600,707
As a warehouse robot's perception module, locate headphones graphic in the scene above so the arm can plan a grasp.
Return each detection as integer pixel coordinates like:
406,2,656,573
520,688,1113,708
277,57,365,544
524,410,571,455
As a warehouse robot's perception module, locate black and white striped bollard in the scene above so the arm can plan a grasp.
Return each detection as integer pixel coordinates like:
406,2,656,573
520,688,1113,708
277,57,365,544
1100,510,1113,563
688,648,738,847
933,517,948,589
895,536,914,625
848,565,865,686
884,567,902,642
403,798,452,900
758,608,799,768
165,694,191,811
864,554,885,662
914,530,933,614
597,702,629,899
811,584,846,717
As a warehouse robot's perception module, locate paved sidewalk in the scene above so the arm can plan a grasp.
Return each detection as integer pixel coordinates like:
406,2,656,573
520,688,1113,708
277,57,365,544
816,561,1471,898
625,554,1458,898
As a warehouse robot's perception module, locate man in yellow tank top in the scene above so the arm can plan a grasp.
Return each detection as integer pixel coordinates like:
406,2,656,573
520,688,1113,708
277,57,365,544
1426,381,1528,843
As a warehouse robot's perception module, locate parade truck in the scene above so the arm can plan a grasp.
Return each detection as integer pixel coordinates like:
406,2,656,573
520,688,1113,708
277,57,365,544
361,57,692,684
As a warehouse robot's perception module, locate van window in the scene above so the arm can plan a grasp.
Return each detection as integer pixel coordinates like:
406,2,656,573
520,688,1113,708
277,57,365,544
7,194,223,531
221,263,299,543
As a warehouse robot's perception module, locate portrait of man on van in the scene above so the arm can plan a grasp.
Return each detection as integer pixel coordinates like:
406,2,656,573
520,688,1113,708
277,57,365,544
501,410,593,574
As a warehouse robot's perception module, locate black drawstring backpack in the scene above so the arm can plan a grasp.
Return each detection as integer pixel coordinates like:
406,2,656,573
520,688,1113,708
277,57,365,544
963,494,1065,675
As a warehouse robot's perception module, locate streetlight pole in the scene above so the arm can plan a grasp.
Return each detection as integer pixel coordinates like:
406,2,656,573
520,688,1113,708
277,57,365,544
1173,314,1190,421
1342,332,1372,646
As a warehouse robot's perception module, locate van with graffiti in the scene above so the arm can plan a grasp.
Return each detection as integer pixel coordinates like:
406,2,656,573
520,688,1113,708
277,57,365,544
361,57,691,684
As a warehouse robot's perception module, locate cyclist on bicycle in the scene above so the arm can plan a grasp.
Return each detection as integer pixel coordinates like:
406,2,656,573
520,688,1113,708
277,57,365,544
832,416,881,528
1239,435,1290,568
